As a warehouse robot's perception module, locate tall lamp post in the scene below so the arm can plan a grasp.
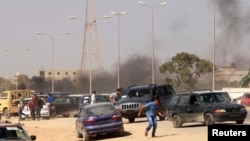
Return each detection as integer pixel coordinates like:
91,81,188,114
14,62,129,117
4,48,30,90
138,1,167,84
69,15,110,94
37,32,69,92
212,0,216,91
110,11,127,88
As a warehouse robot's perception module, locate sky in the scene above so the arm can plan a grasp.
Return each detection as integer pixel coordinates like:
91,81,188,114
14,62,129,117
1,0,250,79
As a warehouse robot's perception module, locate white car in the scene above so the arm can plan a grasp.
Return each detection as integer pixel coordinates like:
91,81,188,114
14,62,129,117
22,98,50,120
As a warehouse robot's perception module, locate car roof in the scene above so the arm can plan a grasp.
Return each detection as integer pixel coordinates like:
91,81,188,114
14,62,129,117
80,102,112,108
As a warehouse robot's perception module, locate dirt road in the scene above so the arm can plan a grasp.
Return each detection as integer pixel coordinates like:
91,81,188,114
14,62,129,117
4,113,250,141
7,117,208,141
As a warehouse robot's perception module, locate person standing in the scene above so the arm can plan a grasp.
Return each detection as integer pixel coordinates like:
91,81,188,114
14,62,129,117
90,90,96,104
17,93,26,120
28,95,36,120
138,97,164,138
35,95,43,120
109,88,121,104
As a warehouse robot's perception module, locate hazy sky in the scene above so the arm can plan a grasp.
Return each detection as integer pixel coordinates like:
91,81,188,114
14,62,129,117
1,0,250,79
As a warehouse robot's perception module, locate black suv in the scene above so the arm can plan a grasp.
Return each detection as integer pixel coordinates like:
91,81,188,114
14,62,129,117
114,84,175,123
166,91,248,128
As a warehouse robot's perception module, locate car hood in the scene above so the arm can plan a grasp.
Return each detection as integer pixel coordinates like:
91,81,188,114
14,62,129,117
206,102,245,110
116,96,151,104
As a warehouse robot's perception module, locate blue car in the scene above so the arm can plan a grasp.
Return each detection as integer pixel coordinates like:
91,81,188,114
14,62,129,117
75,102,124,141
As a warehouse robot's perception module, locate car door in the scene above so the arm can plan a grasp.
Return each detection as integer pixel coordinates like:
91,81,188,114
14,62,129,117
185,94,204,122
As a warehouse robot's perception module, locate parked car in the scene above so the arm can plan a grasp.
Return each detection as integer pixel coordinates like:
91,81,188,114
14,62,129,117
240,92,250,106
75,102,124,141
79,94,110,108
0,120,36,140
22,97,50,120
114,84,176,123
68,94,84,105
166,91,248,128
50,96,79,117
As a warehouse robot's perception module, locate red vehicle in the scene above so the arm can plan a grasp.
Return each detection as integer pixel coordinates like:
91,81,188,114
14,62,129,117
241,93,250,106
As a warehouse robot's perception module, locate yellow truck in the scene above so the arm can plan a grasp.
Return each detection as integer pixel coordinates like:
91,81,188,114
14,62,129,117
0,90,34,119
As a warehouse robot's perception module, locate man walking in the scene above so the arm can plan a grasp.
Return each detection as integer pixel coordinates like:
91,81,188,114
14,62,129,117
138,97,164,138
17,93,26,120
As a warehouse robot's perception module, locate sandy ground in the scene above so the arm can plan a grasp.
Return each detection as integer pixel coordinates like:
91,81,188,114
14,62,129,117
3,107,249,141
3,116,208,141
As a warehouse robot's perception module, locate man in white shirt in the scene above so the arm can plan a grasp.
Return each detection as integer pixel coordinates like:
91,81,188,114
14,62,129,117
91,91,96,104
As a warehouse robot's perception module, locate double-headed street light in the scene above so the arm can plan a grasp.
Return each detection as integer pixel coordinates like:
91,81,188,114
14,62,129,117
138,1,167,84
110,11,127,88
37,32,69,92
3,48,30,90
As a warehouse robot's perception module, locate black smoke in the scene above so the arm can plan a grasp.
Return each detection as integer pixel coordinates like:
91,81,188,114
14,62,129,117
216,0,250,69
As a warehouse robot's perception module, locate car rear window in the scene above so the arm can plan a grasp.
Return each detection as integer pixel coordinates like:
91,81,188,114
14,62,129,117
87,105,118,116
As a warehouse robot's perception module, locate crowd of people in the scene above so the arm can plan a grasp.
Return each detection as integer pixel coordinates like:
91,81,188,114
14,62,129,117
18,93,55,121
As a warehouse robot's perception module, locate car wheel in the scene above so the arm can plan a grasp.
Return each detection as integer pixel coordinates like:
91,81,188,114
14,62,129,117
128,117,135,123
172,115,182,128
158,109,167,120
118,125,125,136
204,113,215,125
76,130,83,138
3,109,10,119
82,130,90,141
236,120,244,124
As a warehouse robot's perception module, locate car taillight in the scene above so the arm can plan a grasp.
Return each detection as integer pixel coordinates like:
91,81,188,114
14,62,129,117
112,115,122,121
214,109,226,113
83,118,95,125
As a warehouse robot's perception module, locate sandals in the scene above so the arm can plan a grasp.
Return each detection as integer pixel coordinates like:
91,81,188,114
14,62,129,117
145,130,148,136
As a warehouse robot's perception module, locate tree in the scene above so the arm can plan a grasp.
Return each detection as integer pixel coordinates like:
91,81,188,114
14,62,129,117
159,52,213,91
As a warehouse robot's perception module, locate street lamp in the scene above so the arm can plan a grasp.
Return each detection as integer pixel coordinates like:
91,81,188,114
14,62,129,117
69,15,110,94
110,11,127,88
138,1,167,84
212,0,216,91
37,32,69,92
3,48,30,90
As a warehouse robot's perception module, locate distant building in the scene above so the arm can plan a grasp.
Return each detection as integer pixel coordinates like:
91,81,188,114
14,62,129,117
39,69,78,82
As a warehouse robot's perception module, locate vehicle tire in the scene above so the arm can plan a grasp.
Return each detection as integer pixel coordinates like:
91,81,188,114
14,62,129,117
82,130,90,141
158,109,167,120
76,130,83,138
204,113,215,125
3,109,11,119
172,115,182,128
118,125,125,136
128,117,135,123
236,120,244,124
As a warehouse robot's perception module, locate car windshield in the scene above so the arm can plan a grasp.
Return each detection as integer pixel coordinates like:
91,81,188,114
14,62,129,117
0,126,30,140
198,93,230,103
87,105,118,117
124,89,151,98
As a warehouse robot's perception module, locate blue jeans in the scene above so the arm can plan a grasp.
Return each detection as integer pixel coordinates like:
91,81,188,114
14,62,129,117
146,115,157,136
18,107,26,120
